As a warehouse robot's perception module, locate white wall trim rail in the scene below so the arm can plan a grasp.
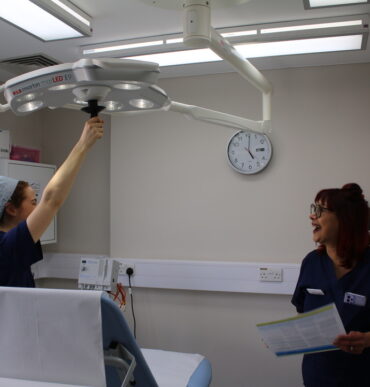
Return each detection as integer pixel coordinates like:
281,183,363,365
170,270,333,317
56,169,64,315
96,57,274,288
33,253,301,295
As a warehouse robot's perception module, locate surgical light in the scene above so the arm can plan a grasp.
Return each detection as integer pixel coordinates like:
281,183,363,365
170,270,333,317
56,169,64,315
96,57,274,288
104,101,124,111
0,58,169,117
74,98,88,105
114,83,142,91
16,92,42,102
18,100,43,113
49,84,77,91
129,99,155,109
0,0,92,41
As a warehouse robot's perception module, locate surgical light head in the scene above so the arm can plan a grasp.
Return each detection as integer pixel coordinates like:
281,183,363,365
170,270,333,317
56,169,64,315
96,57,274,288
2,58,170,116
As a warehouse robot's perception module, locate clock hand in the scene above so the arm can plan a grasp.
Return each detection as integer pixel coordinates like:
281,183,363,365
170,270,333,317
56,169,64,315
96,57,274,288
244,147,255,159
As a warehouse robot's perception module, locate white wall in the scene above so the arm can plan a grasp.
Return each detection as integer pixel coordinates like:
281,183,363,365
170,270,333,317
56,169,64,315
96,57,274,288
111,63,370,262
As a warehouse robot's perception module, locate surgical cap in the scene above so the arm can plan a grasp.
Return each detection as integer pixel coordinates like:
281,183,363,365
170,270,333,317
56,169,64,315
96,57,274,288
0,176,19,218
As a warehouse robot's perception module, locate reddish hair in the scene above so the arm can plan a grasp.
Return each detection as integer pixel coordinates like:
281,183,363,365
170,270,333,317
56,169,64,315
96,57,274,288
315,183,369,268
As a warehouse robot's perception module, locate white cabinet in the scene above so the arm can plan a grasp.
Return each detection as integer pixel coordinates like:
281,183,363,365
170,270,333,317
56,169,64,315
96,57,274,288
0,159,57,244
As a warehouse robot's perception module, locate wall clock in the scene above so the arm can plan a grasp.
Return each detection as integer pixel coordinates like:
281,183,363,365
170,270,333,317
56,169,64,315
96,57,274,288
227,130,272,174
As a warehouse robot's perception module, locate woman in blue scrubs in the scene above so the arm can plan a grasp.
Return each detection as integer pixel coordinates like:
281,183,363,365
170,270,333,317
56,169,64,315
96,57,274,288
292,183,370,387
0,116,104,287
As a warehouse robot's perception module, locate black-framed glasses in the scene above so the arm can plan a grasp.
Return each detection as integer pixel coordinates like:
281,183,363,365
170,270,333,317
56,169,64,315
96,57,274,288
310,203,330,218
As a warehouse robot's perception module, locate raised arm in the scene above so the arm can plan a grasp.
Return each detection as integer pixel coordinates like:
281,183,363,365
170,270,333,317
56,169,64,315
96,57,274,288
26,117,104,242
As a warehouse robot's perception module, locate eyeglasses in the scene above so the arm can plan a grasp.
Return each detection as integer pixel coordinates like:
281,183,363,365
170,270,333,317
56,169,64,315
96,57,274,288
310,203,330,218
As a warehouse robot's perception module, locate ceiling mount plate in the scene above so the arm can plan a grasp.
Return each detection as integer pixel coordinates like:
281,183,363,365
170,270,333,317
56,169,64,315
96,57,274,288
138,0,251,9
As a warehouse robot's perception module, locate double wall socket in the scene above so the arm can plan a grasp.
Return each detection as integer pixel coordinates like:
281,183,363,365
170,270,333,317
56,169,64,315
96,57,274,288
259,267,283,282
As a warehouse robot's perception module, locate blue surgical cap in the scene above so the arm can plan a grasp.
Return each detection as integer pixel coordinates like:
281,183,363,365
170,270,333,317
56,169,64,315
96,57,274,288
0,176,19,218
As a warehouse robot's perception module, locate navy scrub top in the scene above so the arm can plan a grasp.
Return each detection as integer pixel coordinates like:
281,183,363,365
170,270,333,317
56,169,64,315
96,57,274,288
292,248,370,387
0,220,43,287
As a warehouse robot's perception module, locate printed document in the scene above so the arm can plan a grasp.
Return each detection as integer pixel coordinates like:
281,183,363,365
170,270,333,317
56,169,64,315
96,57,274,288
257,303,346,356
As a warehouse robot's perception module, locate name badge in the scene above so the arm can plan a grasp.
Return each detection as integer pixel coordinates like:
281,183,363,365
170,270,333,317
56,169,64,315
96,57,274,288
344,292,367,307
306,288,325,295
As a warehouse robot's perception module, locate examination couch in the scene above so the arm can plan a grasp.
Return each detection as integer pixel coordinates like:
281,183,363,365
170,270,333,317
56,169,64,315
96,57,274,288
0,287,212,387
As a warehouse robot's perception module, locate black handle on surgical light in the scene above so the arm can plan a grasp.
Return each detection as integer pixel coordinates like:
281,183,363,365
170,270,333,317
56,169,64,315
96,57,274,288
81,99,105,117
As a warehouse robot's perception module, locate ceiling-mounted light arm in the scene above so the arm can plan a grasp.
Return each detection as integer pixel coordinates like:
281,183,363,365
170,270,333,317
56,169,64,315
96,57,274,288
209,28,272,122
168,101,270,133
182,0,272,125
0,103,10,113
0,85,10,113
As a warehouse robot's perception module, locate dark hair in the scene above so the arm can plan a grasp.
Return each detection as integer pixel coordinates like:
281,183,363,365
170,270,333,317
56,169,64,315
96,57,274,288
315,183,369,268
0,180,29,223
9,181,29,208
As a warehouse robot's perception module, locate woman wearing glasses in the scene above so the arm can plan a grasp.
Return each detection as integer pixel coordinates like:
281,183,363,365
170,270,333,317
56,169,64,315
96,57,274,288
292,183,370,387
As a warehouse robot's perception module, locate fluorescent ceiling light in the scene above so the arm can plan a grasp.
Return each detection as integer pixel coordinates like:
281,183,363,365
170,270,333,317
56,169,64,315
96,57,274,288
50,0,90,26
237,34,362,57
221,30,257,37
0,0,91,41
166,38,183,44
261,20,362,34
84,30,258,53
127,49,220,66
125,35,363,66
83,40,163,55
304,0,368,8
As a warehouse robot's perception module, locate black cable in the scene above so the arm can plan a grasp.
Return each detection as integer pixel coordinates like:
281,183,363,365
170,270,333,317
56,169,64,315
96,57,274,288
127,270,136,339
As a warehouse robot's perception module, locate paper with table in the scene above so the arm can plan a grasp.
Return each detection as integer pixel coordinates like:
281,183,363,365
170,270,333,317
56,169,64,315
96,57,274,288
257,303,346,356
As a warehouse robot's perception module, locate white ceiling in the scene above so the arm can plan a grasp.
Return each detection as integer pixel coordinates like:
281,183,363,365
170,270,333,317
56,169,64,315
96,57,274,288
0,0,370,82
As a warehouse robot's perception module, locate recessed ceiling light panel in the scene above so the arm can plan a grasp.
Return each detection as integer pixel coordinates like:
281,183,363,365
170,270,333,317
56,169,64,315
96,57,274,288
303,0,368,9
138,0,251,9
125,34,363,66
0,0,92,41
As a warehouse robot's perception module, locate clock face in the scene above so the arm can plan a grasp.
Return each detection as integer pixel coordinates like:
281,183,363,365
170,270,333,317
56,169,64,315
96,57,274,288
227,130,272,174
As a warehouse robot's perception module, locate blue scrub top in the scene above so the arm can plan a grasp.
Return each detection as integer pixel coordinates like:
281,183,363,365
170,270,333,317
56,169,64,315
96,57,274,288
292,248,370,387
0,220,43,287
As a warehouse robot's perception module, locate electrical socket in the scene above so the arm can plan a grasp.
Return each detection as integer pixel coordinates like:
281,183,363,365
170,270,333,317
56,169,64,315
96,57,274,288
119,263,135,276
259,267,283,282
